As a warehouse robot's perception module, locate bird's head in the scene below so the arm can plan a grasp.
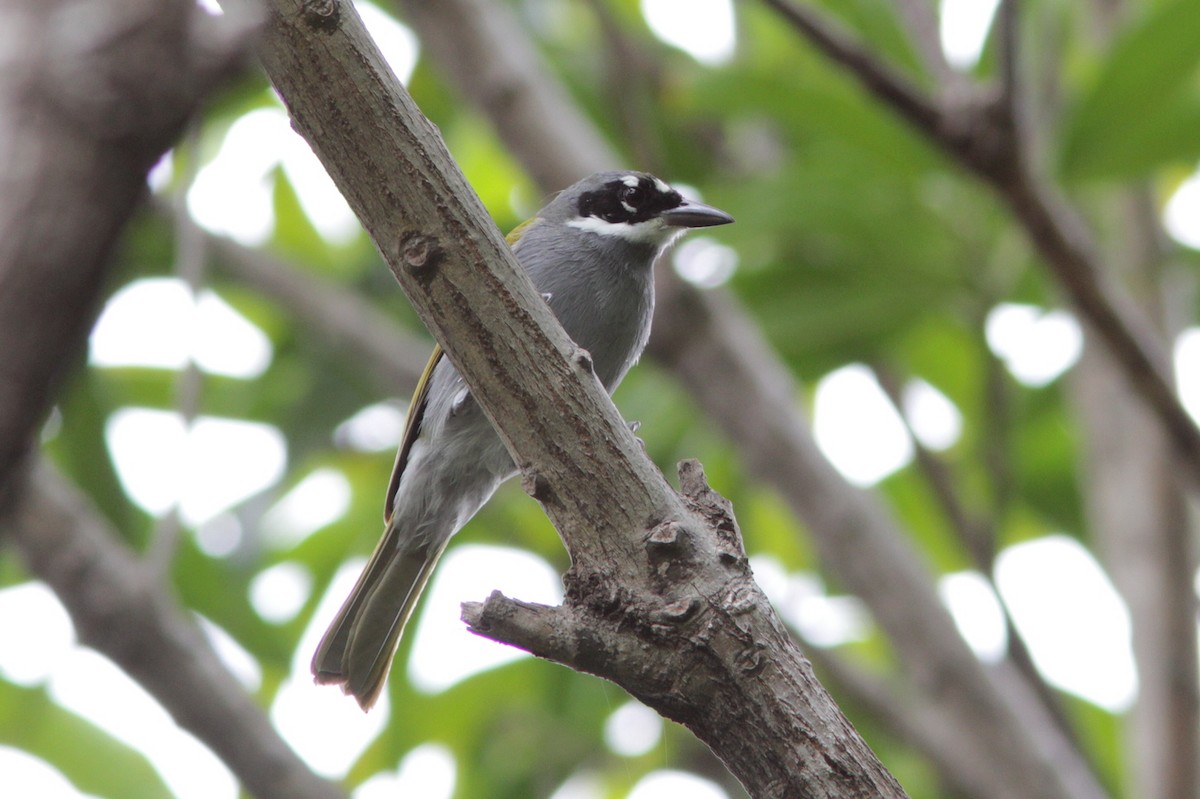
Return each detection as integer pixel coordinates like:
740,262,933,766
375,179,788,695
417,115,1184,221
544,171,734,247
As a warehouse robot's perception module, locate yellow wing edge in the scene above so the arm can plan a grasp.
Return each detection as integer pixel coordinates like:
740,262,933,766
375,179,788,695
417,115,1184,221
384,217,536,522
384,343,444,523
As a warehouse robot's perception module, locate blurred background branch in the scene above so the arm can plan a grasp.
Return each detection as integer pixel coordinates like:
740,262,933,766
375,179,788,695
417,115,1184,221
3,458,345,799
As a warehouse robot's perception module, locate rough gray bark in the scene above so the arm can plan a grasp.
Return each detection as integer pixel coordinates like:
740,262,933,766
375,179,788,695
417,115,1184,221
250,0,907,795
0,0,244,501
389,2,1102,798
2,459,346,799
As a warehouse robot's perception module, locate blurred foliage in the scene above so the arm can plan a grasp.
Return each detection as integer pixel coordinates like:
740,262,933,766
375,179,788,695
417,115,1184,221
6,0,1200,797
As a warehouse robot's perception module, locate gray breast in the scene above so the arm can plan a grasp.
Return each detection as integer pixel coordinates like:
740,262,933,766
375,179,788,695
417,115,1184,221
515,224,657,392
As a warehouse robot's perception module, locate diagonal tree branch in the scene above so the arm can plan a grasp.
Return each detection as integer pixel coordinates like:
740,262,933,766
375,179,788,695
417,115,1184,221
888,0,957,89
389,2,1104,798
759,0,1200,491
248,0,908,795
0,0,249,503
1,459,345,799
870,363,1087,759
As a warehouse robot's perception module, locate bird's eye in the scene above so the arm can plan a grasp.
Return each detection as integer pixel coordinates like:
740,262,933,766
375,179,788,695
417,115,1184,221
621,184,646,206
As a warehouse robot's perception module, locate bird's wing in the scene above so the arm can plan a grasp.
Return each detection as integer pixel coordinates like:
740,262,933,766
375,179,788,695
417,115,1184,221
383,343,443,523
383,218,536,522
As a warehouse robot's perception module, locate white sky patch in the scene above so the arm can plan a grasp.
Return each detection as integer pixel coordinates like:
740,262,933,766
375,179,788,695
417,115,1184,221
185,6,418,247
353,744,456,799
187,110,279,245
148,150,174,192
1175,328,1200,422
939,0,1000,70
939,571,1007,662
260,468,353,548
193,292,273,376
750,556,871,647
90,277,272,379
0,582,75,686
275,560,390,777
549,772,605,799
604,701,663,757
335,401,407,452
985,303,1083,387
1164,166,1200,249
195,513,245,558
628,770,730,799
902,378,963,451
995,535,1137,711
249,562,314,625
0,747,101,799
357,2,420,85
813,364,913,486
195,615,263,693
641,0,736,66
188,107,359,247
50,649,237,799
105,409,287,525
673,236,739,288
408,544,564,693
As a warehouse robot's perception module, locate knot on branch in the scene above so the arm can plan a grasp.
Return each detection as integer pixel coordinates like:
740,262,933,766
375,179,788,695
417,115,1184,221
644,520,699,588
520,467,553,503
397,231,442,275
937,88,1022,189
572,347,594,374
734,642,770,676
300,0,342,30
677,459,748,571
648,597,700,628
563,568,628,617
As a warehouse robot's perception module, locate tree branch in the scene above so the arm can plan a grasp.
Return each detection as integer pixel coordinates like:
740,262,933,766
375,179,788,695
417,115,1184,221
1,459,345,799
649,274,1107,799
870,364,1087,763
888,0,956,89
1068,189,1200,799
760,0,1200,491
351,3,1103,797
0,0,249,502
249,1,909,794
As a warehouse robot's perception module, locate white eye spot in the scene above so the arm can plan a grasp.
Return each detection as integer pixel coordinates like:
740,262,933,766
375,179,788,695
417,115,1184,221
622,174,641,188
621,201,636,213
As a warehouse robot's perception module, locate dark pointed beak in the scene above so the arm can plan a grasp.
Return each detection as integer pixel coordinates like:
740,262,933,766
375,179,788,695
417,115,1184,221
660,198,735,228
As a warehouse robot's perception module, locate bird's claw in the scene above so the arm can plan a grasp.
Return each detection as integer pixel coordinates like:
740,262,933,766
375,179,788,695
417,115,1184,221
627,420,645,450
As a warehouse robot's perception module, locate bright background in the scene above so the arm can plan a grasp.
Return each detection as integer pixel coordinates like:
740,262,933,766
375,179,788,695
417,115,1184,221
5,0,1200,797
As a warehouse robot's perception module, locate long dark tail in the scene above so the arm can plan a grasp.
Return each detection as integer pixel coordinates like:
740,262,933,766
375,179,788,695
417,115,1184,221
311,517,446,711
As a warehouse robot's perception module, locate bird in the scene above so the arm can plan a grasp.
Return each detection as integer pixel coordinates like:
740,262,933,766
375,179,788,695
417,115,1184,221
311,170,734,710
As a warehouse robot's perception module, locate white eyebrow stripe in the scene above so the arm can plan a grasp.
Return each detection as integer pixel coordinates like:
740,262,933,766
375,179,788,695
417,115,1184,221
622,174,640,187
653,177,671,194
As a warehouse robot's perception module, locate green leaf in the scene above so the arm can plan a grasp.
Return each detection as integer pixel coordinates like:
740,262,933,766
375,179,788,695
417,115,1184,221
1060,0,1200,180
0,681,171,799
